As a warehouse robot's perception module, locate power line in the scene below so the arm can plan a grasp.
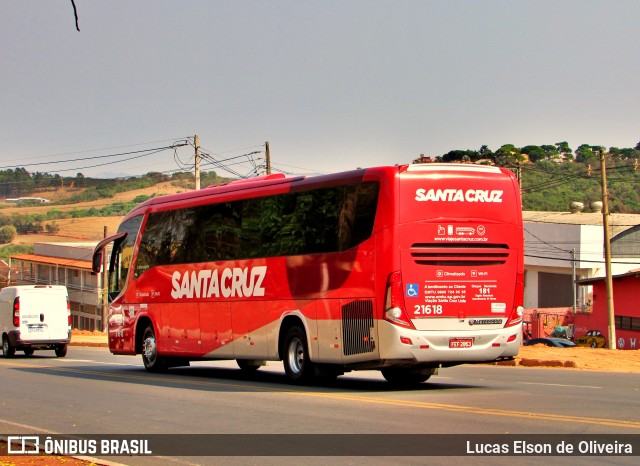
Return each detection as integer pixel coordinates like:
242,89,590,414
0,143,188,171
524,227,572,253
1,137,192,165
525,254,640,266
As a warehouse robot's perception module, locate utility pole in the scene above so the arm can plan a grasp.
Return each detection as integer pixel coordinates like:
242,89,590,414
571,248,576,315
194,134,201,190
599,150,616,349
265,141,271,175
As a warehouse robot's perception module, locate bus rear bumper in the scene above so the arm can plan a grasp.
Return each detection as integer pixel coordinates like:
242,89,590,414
377,321,521,364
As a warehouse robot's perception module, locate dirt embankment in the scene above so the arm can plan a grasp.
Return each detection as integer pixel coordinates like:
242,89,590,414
513,345,640,373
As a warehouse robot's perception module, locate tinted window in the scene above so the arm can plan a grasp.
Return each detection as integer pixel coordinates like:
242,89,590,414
135,182,378,273
110,215,143,295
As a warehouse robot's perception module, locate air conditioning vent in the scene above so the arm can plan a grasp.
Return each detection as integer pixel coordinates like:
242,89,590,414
342,300,375,356
410,243,510,266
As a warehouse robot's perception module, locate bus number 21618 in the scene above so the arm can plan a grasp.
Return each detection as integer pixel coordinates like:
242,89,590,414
414,304,443,315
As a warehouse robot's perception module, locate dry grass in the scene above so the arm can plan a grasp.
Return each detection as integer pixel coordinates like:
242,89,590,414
4,182,188,246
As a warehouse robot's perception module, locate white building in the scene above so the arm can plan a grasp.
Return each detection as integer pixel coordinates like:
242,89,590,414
524,210,640,310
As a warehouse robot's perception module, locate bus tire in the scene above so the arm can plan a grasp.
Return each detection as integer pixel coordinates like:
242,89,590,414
23,348,35,357
591,340,597,348
55,344,68,358
142,325,167,372
237,359,264,372
2,335,15,358
381,367,434,385
283,326,314,383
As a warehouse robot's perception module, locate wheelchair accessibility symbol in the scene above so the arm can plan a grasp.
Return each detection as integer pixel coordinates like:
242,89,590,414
406,284,419,298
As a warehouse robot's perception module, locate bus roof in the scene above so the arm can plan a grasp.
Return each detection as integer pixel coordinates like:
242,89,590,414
123,164,514,219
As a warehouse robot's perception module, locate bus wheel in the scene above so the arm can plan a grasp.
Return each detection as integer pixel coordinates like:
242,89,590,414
23,348,35,357
2,336,15,358
591,340,598,348
237,360,264,372
381,367,434,385
55,344,68,358
283,326,314,383
142,325,166,372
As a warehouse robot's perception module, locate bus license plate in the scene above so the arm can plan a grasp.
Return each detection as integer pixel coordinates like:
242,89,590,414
449,338,473,349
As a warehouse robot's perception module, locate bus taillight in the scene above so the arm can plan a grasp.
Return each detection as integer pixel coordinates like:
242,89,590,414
384,271,416,329
505,271,524,328
13,297,20,327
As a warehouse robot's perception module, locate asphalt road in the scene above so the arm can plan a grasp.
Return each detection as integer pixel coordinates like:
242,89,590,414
1,346,638,466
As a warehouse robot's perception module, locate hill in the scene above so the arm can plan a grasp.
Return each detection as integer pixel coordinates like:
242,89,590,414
0,181,189,254
521,160,640,213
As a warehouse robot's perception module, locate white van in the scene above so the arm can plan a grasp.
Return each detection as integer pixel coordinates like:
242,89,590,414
0,285,71,358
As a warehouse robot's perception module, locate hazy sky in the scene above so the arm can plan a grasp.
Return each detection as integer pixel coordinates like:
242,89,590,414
1,0,639,179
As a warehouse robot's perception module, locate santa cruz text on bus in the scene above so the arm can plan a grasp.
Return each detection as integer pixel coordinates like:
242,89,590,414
171,266,267,299
415,188,504,203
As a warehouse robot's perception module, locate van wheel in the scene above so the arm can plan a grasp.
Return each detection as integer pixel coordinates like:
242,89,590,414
55,344,68,357
23,348,35,357
283,326,315,384
2,336,15,358
142,325,167,372
381,367,434,385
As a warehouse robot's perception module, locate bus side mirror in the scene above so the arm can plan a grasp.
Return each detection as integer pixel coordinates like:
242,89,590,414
92,251,103,273
92,231,127,274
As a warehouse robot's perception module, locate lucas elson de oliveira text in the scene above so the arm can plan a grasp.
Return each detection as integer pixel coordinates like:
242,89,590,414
467,440,632,455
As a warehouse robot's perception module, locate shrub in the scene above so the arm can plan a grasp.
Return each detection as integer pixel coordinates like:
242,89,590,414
0,225,17,244
45,222,61,234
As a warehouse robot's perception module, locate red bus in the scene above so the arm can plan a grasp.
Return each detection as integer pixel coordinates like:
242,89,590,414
93,164,524,384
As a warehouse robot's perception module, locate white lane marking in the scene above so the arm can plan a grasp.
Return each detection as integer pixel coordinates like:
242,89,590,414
58,359,94,362
56,358,140,367
518,381,601,389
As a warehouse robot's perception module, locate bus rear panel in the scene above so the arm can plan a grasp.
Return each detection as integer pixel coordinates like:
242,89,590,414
378,164,523,366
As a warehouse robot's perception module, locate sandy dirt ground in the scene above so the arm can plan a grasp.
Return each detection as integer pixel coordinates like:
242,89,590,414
12,217,124,244
516,344,640,372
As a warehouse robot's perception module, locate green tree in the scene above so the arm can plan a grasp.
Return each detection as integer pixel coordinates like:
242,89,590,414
494,144,524,166
521,145,546,163
575,144,597,162
555,141,573,161
0,225,17,244
440,149,479,162
540,145,560,160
